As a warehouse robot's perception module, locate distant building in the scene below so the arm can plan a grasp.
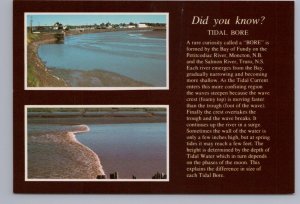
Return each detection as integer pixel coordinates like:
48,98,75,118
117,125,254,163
138,23,148,28
53,22,63,30
126,25,136,29
75,27,85,32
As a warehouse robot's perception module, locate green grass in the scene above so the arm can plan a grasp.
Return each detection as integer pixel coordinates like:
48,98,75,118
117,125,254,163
27,32,40,44
27,64,40,87
27,31,41,87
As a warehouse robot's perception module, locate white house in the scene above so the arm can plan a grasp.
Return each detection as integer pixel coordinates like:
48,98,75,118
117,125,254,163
53,25,59,30
53,22,63,30
126,25,136,29
138,23,148,28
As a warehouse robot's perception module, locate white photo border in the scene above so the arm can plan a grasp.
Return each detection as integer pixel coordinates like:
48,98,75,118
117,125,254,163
25,104,169,182
24,12,169,90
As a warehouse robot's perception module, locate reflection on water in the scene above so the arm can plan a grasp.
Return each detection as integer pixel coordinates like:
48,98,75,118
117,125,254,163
38,31,167,86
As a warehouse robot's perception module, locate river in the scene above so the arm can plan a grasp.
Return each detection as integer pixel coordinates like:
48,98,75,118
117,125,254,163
27,121,167,179
38,30,167,86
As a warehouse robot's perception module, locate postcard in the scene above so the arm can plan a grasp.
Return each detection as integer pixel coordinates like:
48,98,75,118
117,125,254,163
13,0,294,194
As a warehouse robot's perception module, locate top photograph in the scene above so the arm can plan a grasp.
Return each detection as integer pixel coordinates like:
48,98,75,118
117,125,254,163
25,13,169,90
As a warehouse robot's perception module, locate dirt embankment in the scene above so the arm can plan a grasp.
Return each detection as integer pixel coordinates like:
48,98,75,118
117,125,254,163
27,33,68,87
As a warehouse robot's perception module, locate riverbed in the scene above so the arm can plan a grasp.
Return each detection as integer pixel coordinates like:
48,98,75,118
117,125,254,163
38,30,167,87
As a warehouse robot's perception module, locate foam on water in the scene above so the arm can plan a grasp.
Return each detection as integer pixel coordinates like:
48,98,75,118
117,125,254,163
27,124,105,179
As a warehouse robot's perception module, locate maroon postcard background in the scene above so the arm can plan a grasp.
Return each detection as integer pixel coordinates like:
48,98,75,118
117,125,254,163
13,0,294,194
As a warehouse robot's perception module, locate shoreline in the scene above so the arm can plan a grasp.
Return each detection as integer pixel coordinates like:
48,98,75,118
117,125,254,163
68,125,106,176
27,33,69,87
28,113,167,125
64,27,166,38
28,124,105,179
27,114,167,179
27,28,165,87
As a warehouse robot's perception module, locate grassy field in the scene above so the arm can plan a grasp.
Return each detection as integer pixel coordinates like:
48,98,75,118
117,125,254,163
27,32,41,87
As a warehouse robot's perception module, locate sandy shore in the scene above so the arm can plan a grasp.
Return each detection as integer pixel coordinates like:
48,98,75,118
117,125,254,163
27,28,164,87
28,125,105,179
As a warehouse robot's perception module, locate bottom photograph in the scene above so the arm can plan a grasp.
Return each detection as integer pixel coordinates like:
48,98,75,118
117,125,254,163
25,105,169,181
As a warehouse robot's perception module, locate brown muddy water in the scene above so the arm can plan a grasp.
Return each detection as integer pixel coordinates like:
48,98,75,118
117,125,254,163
27,120,167,179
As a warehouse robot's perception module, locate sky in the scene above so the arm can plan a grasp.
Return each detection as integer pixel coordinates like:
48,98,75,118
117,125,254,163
27,14,167,26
